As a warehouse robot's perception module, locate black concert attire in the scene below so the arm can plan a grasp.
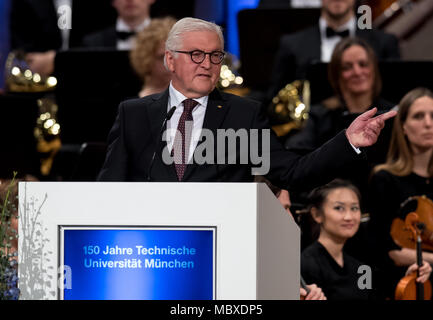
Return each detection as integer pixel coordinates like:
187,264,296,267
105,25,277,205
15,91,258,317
81,18,150,49
368,169,433,299
302,241,377,300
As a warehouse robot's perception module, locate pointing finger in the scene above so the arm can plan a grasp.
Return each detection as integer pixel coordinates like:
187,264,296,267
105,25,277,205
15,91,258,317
377,109,397,122
357,107,378,121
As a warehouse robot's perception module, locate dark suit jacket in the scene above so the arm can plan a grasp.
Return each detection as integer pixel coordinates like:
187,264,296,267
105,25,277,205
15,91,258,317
81,26,117,49
98,88,363,192
268,24,401,99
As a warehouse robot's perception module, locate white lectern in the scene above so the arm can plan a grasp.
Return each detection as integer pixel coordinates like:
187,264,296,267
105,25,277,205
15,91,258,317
18,182,300,300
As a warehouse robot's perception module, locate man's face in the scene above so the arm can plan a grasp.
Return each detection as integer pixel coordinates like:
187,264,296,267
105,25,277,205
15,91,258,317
165,31,222,98
112,0,154,20
322,0,355,20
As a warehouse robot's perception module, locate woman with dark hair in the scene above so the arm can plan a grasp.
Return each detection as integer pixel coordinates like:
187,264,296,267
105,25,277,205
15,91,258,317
369,87,433,299
302,179,431,300
285,37,396,259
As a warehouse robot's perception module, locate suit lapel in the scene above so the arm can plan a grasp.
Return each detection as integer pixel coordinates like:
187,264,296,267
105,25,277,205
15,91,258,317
182,89,229,181
146,89,178,181
147,89,169,140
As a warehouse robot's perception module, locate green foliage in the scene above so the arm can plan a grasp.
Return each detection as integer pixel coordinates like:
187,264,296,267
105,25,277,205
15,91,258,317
0,171,20,300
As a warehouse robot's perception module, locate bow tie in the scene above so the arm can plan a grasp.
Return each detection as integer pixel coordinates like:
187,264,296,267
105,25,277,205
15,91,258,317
325,27,350,38
116,31,136,40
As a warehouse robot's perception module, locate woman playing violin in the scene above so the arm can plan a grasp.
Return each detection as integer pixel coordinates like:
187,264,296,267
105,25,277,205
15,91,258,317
302,179,431,300
369,87,433,299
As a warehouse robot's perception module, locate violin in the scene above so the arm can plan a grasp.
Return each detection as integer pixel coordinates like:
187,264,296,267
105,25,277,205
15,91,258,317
391,196,433,252
394,211,432,300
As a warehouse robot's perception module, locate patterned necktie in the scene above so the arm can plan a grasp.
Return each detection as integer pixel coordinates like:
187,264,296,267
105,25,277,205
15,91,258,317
173,99,198,181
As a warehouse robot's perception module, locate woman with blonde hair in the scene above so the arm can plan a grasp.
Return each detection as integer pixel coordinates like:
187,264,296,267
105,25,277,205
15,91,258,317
130,17,176,97
368,87,433,299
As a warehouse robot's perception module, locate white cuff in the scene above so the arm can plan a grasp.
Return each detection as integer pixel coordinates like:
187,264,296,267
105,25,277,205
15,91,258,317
350,142,361,154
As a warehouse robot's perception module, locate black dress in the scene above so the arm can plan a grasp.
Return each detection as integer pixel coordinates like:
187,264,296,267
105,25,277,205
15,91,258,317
368,169,433,299
301,241,371,300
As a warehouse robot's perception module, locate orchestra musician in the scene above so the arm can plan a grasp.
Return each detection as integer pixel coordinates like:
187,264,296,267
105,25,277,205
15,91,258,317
302,179,431,300
368,87,433,299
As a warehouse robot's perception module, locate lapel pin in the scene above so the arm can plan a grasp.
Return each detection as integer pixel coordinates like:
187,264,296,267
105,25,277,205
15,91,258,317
217,105,223,109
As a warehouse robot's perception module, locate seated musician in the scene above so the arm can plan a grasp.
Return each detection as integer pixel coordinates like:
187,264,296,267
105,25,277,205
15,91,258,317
302,179,431,300
369,87,433,299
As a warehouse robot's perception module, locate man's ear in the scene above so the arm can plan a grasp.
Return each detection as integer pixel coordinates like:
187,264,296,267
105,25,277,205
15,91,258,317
165,51,175,72
311,207,323,224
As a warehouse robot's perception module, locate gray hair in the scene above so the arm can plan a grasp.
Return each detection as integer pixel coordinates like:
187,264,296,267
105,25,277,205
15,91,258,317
164,17,224,69
166,17,224,51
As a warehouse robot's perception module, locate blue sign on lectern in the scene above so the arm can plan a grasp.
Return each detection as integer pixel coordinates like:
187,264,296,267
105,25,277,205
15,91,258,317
61,227,215,300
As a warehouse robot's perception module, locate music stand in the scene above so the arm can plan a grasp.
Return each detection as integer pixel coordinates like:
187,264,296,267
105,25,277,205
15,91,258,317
379,61,433,104
0,94,40,178
237,8,320,91
54,49,142,144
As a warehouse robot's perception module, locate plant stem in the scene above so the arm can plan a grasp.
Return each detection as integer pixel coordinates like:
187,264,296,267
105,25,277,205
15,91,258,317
1,171,17,254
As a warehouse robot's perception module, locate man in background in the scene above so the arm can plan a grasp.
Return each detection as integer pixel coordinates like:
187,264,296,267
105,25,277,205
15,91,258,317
82,0,155,50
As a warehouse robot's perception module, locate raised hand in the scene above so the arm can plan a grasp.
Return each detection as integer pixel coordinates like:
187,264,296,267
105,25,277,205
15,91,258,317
346,107,397,148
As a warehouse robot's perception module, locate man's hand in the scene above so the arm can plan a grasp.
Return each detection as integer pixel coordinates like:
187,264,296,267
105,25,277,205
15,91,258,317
346,107,397,148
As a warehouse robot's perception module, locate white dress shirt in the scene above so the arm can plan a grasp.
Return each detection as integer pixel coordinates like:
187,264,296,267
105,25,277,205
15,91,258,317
166,83,208,163
319,16,356,62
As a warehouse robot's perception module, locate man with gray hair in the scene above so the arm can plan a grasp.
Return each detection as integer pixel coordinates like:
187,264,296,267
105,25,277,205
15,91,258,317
98,17,395,194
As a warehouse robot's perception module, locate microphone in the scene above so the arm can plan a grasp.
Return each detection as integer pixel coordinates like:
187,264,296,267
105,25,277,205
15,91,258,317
147,106,176,181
